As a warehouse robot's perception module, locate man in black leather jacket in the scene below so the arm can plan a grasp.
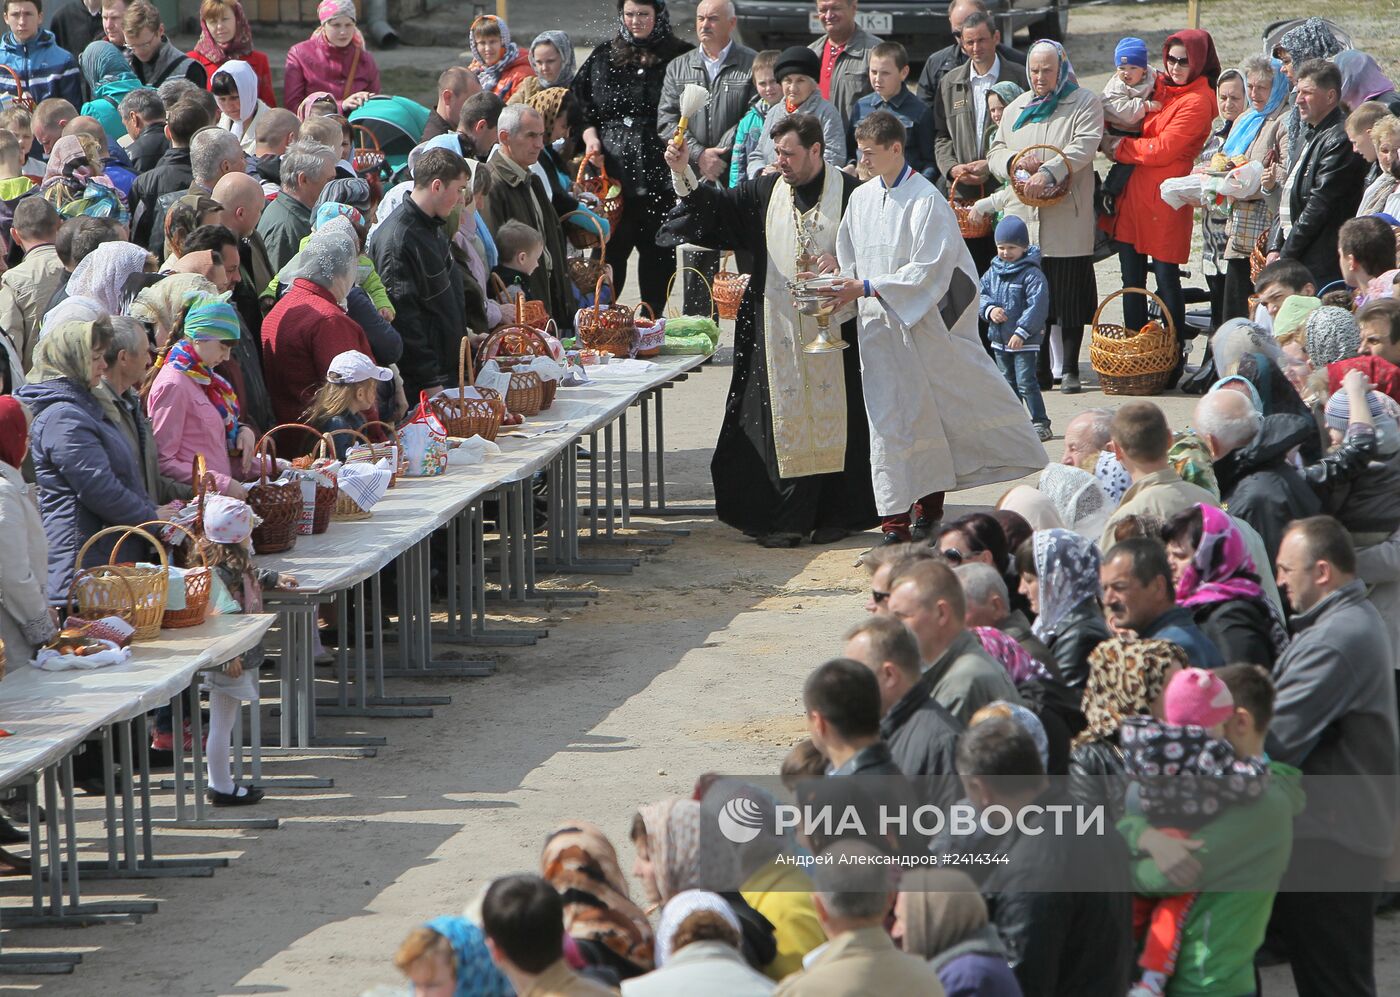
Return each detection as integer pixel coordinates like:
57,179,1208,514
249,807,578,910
1271,59,1367,286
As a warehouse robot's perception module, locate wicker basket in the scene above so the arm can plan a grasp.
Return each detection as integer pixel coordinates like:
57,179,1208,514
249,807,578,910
431,337,506,441
323,428,376,520
573,151,623,233
633,302,663,358
566,205,608,284
349,420,407,486
247,435,302,554
481,296,556,360
713,254,748,320
1089,287,1179,396
1010,144,1073,208
72,525,170,641
260,424,339,534
503,369,544,416
497,356,557,409
952,182,995,238
576,272,636,357
133,519,211,629
490,272,549,329
1250,230,1270,282
0,64,33,112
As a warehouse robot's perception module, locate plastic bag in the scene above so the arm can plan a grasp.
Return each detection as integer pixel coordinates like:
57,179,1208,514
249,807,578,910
1210,160,1264,201
398,393,449,477
1160,174,1209,210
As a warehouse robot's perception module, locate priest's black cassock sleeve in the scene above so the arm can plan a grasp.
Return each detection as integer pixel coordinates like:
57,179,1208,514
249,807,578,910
660,170,879,539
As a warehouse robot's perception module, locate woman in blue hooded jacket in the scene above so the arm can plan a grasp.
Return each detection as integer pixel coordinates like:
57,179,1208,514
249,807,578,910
16,317,162,603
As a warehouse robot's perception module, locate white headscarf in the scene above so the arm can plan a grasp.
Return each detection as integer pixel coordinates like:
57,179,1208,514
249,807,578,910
39,295,107,341
1039,463,1110,540
216,59,259,137
67,242,151,315
655,890,741,966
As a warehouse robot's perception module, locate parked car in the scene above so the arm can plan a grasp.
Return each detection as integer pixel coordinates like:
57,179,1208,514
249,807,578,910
735,0,1068,63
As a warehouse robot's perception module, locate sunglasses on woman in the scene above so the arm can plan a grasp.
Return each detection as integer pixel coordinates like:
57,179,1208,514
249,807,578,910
1165,54,1191,68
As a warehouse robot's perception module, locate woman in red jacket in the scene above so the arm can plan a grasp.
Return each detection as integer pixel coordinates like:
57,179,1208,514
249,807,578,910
1102,30,1219,352
189,0,276,109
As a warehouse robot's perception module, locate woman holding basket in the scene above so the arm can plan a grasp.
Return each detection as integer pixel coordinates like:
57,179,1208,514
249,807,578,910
986,40,1105,394
1100,30,1219,376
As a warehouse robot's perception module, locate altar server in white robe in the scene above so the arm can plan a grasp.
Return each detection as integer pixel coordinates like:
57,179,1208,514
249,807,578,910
819,110,1048,543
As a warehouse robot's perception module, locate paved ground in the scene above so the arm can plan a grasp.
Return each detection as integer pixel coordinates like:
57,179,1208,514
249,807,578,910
3,2,1397,994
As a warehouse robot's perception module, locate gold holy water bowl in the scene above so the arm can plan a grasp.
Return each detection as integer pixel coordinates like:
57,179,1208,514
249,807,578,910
787,276,850,354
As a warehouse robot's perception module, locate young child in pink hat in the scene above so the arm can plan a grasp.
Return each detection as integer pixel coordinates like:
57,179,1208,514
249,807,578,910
1120,667,1272,997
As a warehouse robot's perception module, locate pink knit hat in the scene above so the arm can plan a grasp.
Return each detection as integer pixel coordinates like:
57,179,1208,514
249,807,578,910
1164,667,1235,728
317,0,356,24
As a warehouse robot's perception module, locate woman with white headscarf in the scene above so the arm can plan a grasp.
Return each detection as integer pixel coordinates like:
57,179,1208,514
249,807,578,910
66,242,157,315
212,59,271,153
622,890,774,996
1013,528,1110,689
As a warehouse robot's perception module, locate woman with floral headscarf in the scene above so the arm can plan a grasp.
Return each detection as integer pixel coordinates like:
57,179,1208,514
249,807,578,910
986,40,1104,393
39,134,127,223
1161,503,1288,667
392,915,512,997
468,14,535,100
189,0,276,108
1102,29,1220,361
1068,637,1188,821
17,319,161,602
631,798,776,972
571,0,690,313
145,291,256,498
541,820,655,979
1014,528,1110,689
1273,17,1347,164
283,0,380,114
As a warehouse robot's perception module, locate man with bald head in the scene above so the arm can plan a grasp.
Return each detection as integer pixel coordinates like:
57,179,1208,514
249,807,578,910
423,67,480,142
658,0,755,186
211,170,272,337
917,0,1024,112
1061,407,1113,467
1192,388,1320,564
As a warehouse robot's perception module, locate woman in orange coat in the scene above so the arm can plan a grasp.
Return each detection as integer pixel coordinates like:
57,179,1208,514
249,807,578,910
1102,30,1218,351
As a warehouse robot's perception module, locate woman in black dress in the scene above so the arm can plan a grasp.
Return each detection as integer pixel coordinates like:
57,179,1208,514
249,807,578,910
571,0,690,313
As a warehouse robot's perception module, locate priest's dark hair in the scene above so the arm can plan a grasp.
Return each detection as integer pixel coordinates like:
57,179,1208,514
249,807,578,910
803,658,881,740
853,110,906,148
771,112,824,151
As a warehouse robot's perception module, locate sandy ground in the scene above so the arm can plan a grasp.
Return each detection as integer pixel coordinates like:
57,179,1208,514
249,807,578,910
5,2,1400,993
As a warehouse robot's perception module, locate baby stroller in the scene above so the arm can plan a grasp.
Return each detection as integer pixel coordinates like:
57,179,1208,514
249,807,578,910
348,96,431,176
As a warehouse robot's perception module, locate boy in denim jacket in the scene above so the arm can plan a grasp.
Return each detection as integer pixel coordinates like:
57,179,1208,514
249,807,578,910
979,215,1051,440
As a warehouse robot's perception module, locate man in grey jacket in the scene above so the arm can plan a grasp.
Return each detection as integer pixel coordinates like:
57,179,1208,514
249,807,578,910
807,0,879,129
844,615,964,809
1269,515,1398,997
656,0,755,186
886,559,1021,723
95,316,193,505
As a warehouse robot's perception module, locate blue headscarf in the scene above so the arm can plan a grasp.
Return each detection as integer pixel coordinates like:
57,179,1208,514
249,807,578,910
1223,58,1289,158
422,916,512,997
1014,41,1080,130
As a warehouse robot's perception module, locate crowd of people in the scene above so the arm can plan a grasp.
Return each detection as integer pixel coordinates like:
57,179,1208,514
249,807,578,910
0,0,1395,993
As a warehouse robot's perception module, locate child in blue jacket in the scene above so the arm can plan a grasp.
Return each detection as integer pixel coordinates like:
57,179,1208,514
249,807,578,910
980,216,1051,440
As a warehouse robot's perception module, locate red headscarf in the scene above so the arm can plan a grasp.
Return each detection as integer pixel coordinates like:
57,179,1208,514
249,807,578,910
0,395,27,468
194,0,255,64
1163,29,1221,90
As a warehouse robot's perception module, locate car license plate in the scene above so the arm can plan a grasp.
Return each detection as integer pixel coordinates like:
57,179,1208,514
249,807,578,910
808,11,893,34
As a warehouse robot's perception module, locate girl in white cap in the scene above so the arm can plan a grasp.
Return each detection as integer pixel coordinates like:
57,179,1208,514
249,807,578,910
200,493,298,806
303,349,395,460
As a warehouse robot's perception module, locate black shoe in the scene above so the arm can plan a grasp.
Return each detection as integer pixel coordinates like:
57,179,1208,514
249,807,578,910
758,532,802,548
910,516,935,541
810,527,849,544
1061,368,1081,394
879,531,908,546
0,814,27,844
207,786,264,807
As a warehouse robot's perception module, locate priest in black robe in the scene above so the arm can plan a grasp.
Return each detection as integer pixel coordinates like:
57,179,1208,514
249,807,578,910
659,114,878,547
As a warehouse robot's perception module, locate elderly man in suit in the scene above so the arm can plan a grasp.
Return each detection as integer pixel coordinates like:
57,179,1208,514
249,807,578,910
808,0,880,129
